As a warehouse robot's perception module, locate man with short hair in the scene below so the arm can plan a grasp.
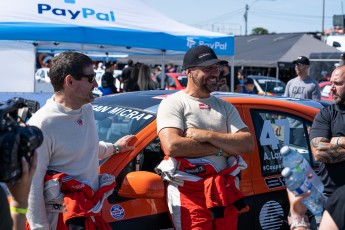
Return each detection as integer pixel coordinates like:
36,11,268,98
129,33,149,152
310,65,345,197
27,52,134,229
121,59,134,92
276,56,321,146
284,56,321,100
156,45,254,230
154,66,168,90
218,64,242,93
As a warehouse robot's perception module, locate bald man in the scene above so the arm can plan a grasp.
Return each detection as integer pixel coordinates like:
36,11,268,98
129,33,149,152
310,65,345,198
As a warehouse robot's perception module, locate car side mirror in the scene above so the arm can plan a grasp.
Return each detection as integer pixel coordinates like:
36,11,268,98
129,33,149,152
118,171,164,199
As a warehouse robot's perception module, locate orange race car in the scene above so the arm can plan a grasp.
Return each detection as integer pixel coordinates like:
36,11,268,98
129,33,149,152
94,90,327,230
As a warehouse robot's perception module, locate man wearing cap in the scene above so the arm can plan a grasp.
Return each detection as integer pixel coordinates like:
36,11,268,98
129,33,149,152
156,45,254,230
276,56,321,146
241,78,255,94
284,56,321,100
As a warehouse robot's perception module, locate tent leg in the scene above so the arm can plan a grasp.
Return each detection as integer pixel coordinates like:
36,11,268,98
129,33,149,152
161,50,166,89
230,56,235,92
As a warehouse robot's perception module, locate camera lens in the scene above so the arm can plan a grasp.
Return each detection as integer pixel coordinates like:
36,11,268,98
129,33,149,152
19,126,44,152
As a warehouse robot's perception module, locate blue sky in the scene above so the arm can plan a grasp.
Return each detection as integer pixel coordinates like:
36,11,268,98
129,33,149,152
143,0,343,35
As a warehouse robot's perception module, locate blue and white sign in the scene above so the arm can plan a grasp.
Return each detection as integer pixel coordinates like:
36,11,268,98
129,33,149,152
110,204,125,220
0,0,234,55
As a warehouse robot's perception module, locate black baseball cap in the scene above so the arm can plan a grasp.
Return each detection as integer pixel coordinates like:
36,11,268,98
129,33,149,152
244,78,254,85
293,56,310,65
182,45,227,70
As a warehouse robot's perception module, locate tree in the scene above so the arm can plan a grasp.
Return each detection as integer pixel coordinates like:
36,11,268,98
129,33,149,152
251,27,269,35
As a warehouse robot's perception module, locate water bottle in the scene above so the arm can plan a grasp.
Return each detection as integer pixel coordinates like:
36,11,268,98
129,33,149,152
280,146,324,193
282,167,325,218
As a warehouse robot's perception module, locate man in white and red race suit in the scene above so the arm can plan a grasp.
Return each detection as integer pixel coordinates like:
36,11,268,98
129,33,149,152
156,45,254,230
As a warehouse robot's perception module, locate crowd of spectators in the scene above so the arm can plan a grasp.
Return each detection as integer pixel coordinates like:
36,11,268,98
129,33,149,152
94,59,245,96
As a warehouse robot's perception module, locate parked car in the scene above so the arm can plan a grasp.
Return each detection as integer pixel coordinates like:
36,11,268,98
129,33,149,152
93,90,325,230
165,73,187,90
319,81,332,101
247,75,286,96
34,68,50,83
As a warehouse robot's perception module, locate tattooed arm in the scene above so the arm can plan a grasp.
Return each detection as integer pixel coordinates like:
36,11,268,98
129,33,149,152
310,136,345,163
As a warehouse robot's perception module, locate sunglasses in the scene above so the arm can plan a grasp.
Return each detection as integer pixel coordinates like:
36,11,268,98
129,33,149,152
295,63,305,67
78,73,96,83
200,65,222,74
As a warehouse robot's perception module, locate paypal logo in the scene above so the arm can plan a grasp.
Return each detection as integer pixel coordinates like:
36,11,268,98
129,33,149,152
186,37,227,50
186,38,196,48
37,2,115,22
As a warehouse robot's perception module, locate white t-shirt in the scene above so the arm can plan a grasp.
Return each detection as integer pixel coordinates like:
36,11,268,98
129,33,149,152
157,90,247,171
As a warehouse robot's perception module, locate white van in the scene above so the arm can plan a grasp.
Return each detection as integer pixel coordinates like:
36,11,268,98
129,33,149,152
325,35,345,52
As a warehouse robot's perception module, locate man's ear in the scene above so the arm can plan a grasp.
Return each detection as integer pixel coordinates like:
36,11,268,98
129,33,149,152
186,69,191,76
65,75,74,87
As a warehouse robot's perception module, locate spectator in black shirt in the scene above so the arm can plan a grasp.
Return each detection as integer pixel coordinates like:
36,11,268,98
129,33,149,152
310,65,345,197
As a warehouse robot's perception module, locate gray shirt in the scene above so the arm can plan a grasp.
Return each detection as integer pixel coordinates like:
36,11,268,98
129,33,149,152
284,76,321,101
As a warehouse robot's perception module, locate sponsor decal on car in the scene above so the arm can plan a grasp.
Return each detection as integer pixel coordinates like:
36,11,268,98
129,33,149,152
92,105,154,121
110,204,125,220
259,200,284,229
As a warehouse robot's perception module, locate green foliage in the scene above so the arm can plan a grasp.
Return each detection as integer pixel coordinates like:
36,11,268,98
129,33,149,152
251,27,269,35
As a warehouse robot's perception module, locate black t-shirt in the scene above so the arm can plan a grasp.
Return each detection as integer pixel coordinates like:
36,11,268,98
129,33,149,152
324,184,345,229
121,66,134,82
0,186,12,230
310,104,345,195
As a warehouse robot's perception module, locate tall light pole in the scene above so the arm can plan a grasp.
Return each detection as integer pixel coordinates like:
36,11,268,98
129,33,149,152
244,4,249,35
322,0,325,34
244,0,276,36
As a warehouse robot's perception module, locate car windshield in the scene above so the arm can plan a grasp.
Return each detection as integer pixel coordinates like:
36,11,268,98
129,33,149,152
320,84,332,97
178,76,188,87
257,79,286,94
92,103,156,143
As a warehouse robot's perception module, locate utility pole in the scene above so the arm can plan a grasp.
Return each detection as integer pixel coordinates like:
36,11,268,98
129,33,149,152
244,4,249,35
341,2,344,34
322,0,325,34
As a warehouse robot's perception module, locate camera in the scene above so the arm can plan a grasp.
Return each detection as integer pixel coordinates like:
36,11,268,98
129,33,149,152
0,97,43,183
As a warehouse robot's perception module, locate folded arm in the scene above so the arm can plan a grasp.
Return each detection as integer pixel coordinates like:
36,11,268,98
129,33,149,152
184,127,254,156
159,127,219,157
310,136,345,163
159,127,254,158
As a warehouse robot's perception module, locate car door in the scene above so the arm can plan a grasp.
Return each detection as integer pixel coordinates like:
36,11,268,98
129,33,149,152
238,103,317,230
100,134,172,230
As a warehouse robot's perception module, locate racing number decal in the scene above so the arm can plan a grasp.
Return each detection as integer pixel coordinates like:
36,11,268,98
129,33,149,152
259,119,290,149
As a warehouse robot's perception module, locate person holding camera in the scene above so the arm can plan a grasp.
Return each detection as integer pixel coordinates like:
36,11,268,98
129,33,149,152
0,154,37,230
26,52,135,229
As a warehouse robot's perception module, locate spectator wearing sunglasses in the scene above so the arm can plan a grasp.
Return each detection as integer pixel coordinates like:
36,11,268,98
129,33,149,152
26,52,135,229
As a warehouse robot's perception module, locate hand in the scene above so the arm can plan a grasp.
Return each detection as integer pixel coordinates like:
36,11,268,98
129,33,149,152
275,126,281,136
330,136,341,149
115,135,136,153
184,128,209,142
287,188,310,217
6,153,37,208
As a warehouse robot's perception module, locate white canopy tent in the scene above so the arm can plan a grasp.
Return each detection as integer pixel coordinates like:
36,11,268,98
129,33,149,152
0,0,235,91
0,0,233,55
